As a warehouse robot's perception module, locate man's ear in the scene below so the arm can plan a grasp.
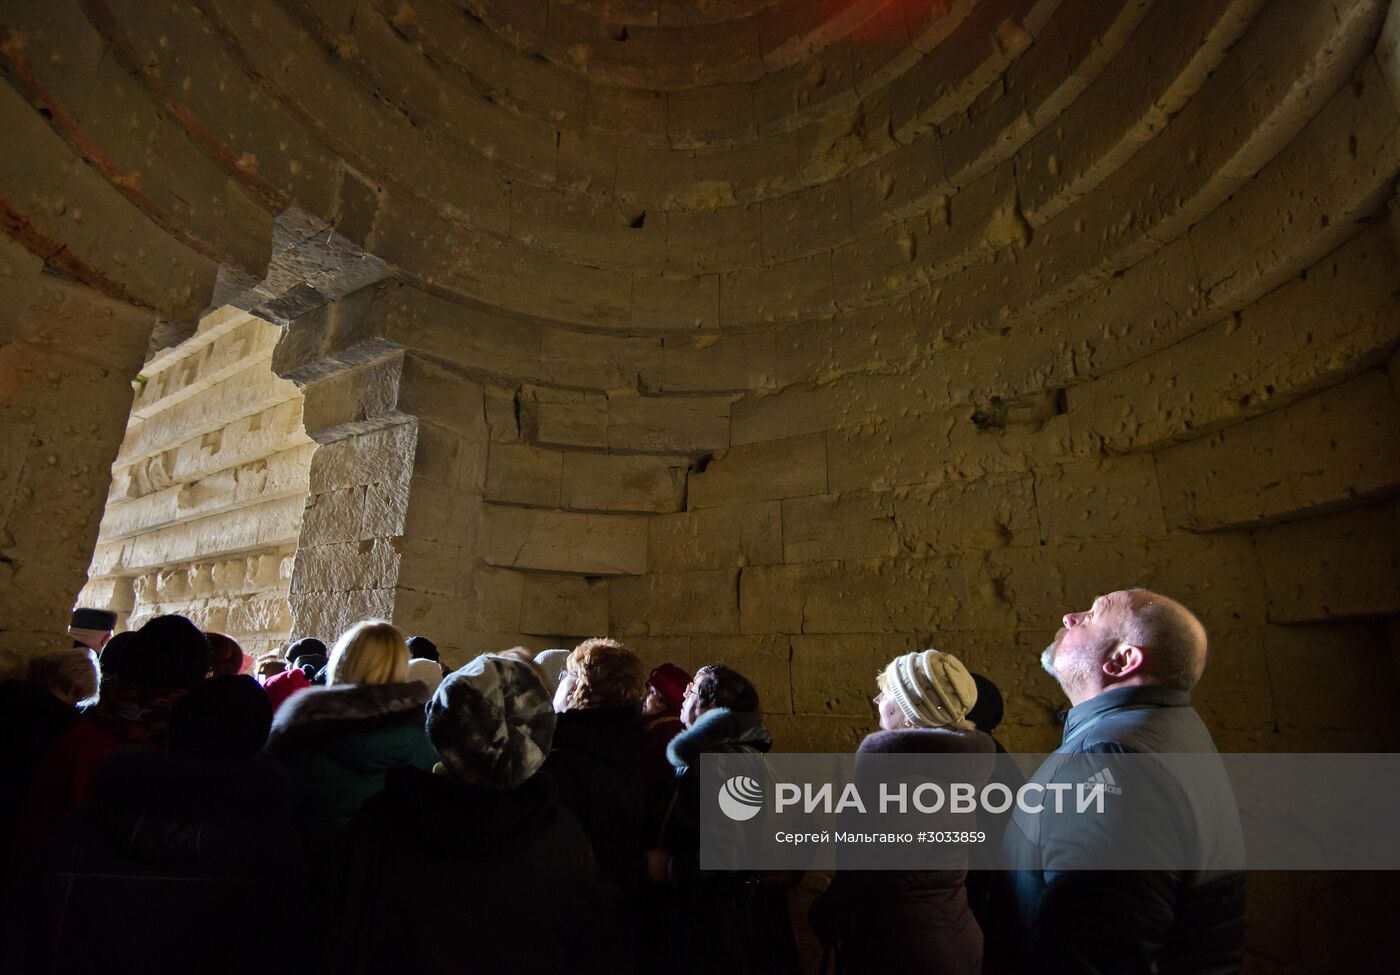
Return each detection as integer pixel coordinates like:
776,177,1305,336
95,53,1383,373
1102,643,1145,678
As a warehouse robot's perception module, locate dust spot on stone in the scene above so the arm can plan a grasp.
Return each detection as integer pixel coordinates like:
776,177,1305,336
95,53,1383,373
897,229,916,261
332,34,359,59
682,181,737,209
994,19,1032,58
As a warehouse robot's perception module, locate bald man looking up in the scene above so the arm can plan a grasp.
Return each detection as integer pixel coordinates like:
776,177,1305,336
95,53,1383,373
1041,589,1207,709
1005,589,1245,975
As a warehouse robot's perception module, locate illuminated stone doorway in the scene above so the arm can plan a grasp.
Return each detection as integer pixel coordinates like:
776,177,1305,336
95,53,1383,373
79,307,314,658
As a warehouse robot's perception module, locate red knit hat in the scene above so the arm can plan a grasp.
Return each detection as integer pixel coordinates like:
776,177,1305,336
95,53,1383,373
264,668,311,714
647,664,691,712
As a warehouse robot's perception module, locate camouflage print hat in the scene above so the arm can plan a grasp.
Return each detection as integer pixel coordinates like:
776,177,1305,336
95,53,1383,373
426,654,556,790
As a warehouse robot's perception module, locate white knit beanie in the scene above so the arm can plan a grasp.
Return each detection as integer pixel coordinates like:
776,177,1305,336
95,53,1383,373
882,649,978,730
533,649,571,697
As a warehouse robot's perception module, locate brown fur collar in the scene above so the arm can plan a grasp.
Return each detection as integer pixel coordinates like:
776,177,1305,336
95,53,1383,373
266,681,430,752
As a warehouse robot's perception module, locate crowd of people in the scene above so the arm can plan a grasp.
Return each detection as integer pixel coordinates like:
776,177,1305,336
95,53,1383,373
0,588,1244,974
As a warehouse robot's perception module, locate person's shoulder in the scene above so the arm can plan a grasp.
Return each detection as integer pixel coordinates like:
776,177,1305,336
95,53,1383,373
340,717,433,765
1078,739,1139,754
51,715,119,758
859,726,996,755
1082,702,1218,754
1077,704,1164,751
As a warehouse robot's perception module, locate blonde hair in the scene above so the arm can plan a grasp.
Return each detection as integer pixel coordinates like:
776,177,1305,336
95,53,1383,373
327,620,410,686
27,648,100,706
563,638,644,710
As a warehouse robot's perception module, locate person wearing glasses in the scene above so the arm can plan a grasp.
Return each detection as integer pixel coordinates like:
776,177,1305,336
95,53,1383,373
646,664,799,975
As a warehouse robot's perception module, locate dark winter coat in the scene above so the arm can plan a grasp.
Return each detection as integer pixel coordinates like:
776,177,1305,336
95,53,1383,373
542,706,647,887
661,706,775,883
5,745,305,975
641,711,684,839
1003,685,1246,974
810,727,996,975
542,707,647,974
265,681,437,842
642,711,683,779
965,736,1027,975
0,681,78,879
657,707,800,975
13,680,188,868
320,765,601,975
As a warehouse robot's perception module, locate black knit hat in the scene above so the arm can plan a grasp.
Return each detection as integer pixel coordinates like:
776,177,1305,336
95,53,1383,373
407,635,440,662
99,631,139,681
130,615,210,689
285,637,327,662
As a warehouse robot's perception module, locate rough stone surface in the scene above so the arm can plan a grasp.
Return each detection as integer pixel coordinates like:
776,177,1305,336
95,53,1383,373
1253,502,1400,623
482,505,649,576
1155,370,1400,530
689,433,828,508
78,309,310,657
1,236,155,654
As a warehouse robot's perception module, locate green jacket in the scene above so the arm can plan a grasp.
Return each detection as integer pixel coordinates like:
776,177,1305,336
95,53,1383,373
266,681,437,841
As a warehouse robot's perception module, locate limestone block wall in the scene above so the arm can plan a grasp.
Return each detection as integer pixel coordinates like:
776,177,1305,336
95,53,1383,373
0,234,154,657
79,307,314,657
7,1,1400,963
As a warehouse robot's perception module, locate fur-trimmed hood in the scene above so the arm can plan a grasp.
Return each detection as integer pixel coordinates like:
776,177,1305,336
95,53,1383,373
265,681,430,753
857,726,995,757
667,706,771,769
856,726,996,786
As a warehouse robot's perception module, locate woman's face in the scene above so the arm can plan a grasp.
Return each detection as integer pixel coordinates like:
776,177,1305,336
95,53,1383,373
875,688,909,732
641,685,667,717
679,679,704,728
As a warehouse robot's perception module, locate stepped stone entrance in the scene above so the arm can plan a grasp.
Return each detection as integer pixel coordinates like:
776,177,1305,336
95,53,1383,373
79,307,314,658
